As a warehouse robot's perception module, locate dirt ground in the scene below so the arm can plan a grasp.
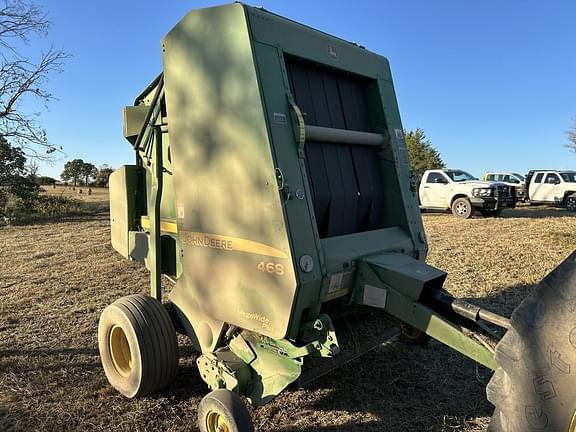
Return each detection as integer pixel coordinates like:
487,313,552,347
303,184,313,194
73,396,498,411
1,198,575,431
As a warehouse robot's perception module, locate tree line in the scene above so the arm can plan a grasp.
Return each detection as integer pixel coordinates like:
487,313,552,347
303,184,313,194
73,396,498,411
60,160,114,187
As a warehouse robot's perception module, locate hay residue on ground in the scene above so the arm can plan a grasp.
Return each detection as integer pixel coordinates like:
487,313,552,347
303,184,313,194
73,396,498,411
1,203,575,431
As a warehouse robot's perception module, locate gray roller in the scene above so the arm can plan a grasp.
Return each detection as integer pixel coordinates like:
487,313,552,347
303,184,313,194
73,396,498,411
304,125,385,146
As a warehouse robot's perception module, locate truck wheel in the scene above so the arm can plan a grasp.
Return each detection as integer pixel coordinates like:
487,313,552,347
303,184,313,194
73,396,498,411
565,195,576,212
98,294,178,398
198,389,254,432
486,251,576,431
451,198,473,218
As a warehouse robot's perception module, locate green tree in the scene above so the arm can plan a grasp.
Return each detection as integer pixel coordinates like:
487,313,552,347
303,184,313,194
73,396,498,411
566,118,576,153
81,162,97,186
0,1,68,159
0,136,40,217
404,128,445,171
38,176,56,186
94,164,114,187
61,159,85,186
0,135,26,181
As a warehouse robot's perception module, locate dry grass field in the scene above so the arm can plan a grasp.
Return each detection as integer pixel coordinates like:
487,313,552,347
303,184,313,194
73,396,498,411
1,196,575,431
41,184,110,203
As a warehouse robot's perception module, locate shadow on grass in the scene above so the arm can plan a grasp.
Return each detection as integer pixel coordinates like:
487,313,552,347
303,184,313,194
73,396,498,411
422,205,573,220
0,344,206,398
3,202,110,227
0,347,99,357
256,282,538,431
0,284,544,430
0,405,30,432
498,205,573,219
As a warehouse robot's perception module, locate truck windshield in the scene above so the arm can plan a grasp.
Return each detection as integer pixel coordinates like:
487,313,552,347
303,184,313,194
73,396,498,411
445,170,477,182
512,173,525,181
560,172,576,182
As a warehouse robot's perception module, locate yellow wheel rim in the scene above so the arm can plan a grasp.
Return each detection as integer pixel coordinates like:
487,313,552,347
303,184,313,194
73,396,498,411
109,325,132,376
206,411,230,432
570,410,576,432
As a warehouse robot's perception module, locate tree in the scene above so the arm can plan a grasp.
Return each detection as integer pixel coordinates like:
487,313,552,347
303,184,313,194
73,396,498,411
38,175,56,185
81,162,97,186
0,135,39,216
26,160,38,181
404,128,445,172
61,159,99,186
566,118,576,153
61,159,84,186
0,135,26,181
0,1,68,159
94,164,114,187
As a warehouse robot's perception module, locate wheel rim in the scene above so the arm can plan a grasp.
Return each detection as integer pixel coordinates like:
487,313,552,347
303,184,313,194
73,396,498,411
455,202,468,215
402,326,422,340
567,198,576,211
571,410,576,432
206,411,230,432
109,325,132,376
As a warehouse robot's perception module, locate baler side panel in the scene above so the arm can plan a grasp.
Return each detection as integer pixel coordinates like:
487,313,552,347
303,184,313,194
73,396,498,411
161,4,298,342
375,78,427,259
250,41,325,337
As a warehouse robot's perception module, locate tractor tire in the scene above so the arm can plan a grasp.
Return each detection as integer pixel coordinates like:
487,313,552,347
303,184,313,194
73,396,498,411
486,251,576,431
198,389,254,432
565,195,576,212
98,294,178,398
480,209,502,217
451,197,473,218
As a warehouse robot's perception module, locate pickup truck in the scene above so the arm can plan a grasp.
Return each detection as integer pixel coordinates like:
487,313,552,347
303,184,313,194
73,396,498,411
418,169,516,218
483,172,527,202
526,170,576,211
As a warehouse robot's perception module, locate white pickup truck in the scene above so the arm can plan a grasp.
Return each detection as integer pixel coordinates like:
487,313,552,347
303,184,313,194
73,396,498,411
526,170,576,211
483,172,527,202
418,169,516,218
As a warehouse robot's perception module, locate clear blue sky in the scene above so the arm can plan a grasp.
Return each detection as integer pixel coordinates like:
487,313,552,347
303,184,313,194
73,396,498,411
25,0,576,180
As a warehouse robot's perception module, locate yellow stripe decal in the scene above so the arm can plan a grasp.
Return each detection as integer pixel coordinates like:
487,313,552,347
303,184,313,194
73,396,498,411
140,218,287,259
140,217,178,234
179,231,288,259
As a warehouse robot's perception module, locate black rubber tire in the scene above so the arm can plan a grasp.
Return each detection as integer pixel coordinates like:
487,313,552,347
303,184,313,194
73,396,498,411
98,294,178,398
565,195,576,212
486,251,576,431
198,389,254,432
480,209,502,217
399,323,430,346
451,197,473,218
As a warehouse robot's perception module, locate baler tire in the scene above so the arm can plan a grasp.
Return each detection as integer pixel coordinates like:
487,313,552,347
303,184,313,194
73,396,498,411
451,198,473,219
98,294,178,398
198,389,254,432
399,323,429,346
486,251,576,431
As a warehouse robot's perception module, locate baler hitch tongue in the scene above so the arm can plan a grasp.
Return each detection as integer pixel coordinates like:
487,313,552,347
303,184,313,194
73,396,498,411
353,255,500,371
430,290,511,329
